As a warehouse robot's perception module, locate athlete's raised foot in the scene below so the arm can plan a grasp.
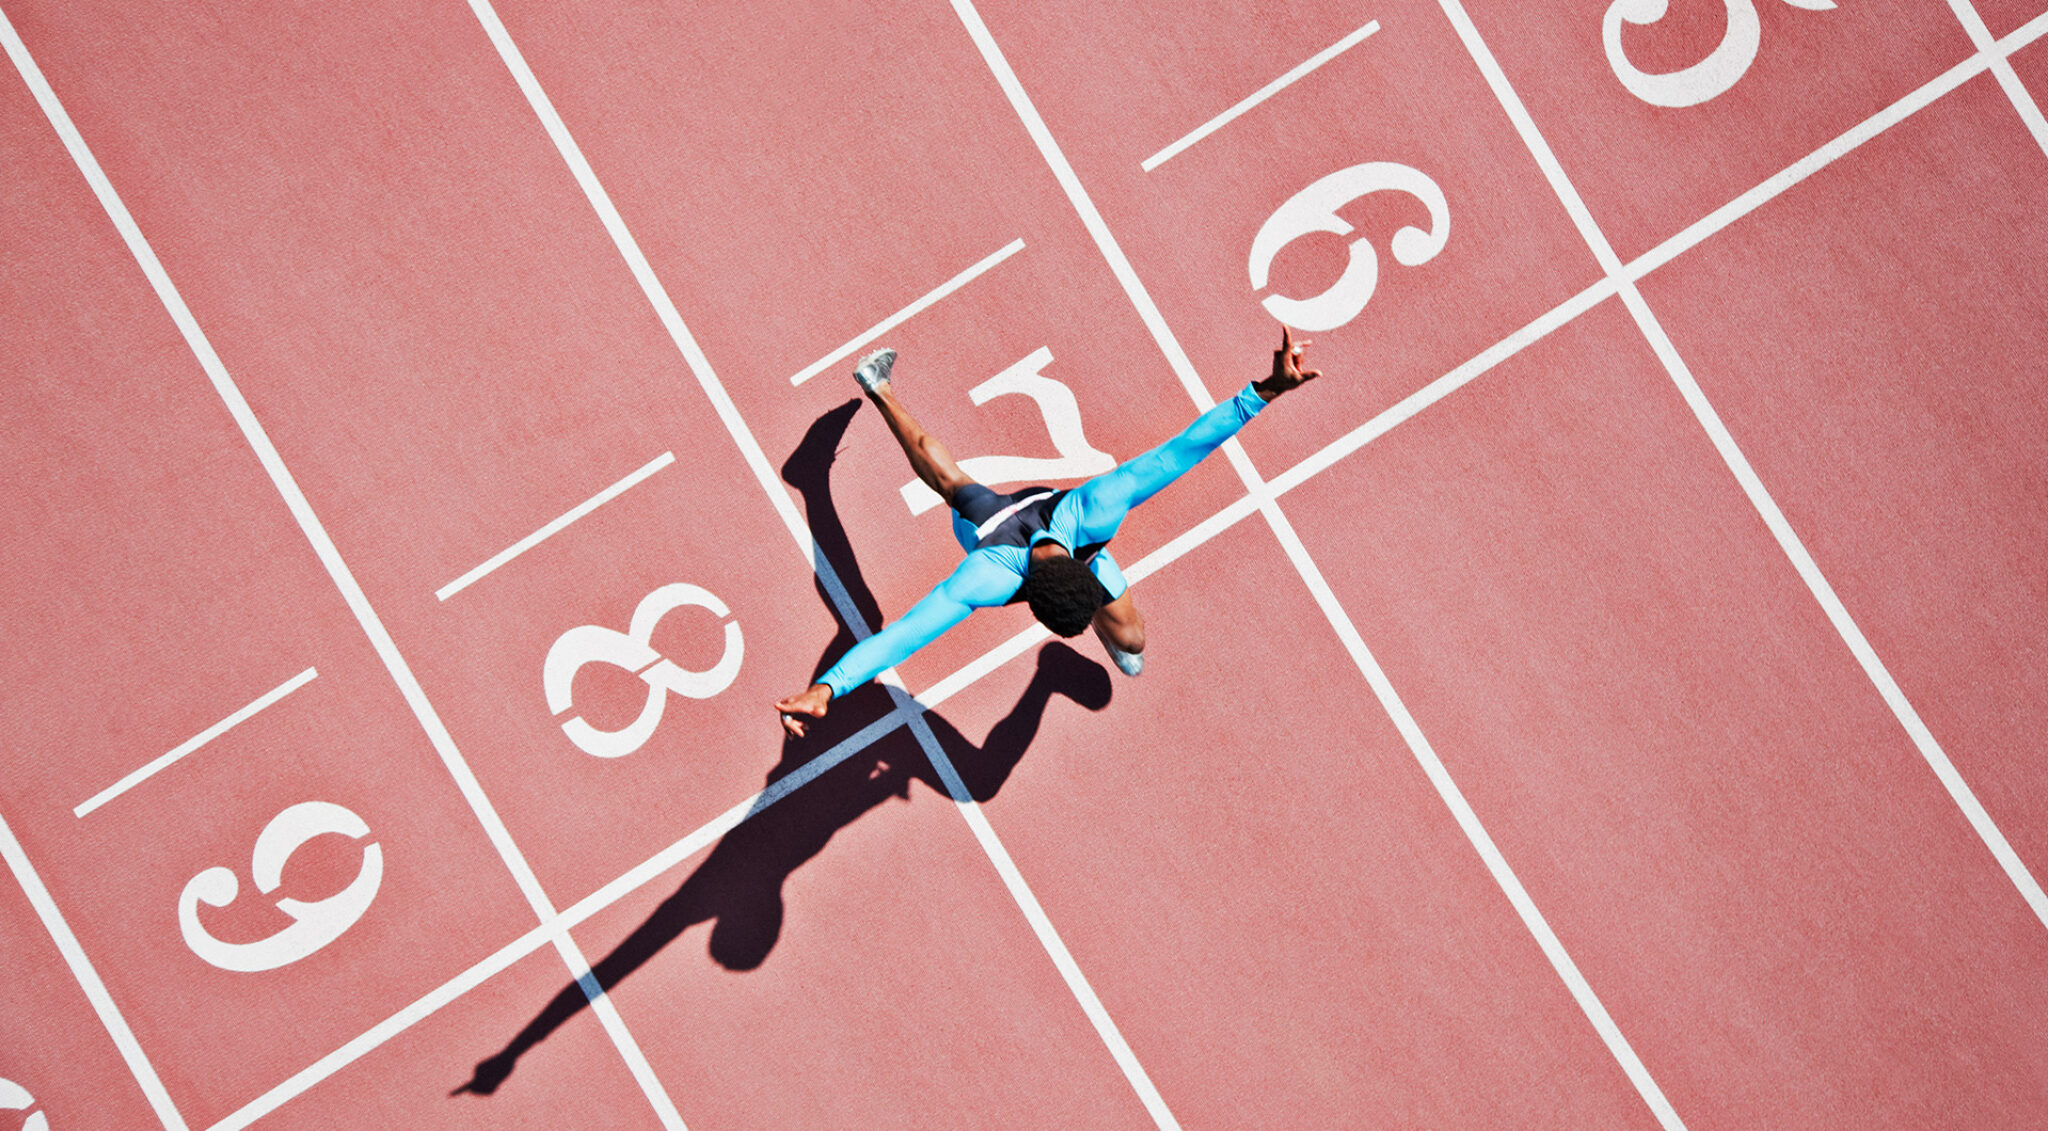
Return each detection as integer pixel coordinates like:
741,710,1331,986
853,347,897,395
1104,640,1144,677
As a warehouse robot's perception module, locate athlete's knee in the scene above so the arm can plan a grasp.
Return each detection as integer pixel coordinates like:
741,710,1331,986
1113,621,1145,653
1094,602,1144,653
919,442,974,498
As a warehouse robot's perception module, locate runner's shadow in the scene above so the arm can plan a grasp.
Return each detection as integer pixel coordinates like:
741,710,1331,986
453,399,1110,1098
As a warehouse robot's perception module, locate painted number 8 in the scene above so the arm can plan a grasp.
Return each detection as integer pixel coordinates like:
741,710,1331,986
0,1077,45,1131
544,583,744,758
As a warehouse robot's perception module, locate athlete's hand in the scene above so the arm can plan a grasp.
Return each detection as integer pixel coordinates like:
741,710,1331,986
775,683,833,738
1256,325,1321,401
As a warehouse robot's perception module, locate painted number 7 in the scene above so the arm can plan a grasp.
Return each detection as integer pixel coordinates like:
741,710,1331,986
899,347,1116,516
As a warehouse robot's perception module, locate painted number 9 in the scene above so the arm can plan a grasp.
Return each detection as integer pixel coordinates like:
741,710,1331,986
178,801,382,973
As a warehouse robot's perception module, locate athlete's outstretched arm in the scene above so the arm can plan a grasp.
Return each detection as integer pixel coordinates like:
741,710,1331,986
775,552,1018,737
1067,326,1321,545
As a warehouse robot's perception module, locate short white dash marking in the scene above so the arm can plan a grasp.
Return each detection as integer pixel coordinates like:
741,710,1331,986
437,451,675,601
1142,20,1380,172
75,667,318,819
788,238,1026,386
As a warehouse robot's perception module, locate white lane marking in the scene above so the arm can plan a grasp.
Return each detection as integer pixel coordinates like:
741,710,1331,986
205,917,553,1131
1945,3,2048,160
1439,0,2048,940
956,0,1685,1123
470,1,1181,1123
464,0,872,649
950,0,1218,426
787,238,1026,387
905,700,1179,1131
1270,278,1617,495
549,931,689,1131
4,8,684,1127
1627,50,1992,283
1636,286,2048,923
1142,20,1381,173
74,667,318,819
6,0,560,920
437,451,675,601
0,811,188,1130
1258,496,1689,1131
207,705,909,1131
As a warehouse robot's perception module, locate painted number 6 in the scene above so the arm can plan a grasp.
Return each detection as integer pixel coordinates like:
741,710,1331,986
178,801,382,973
1249,162,1449,332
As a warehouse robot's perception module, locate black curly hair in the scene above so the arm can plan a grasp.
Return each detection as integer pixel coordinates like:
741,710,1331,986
1020,553,1109,637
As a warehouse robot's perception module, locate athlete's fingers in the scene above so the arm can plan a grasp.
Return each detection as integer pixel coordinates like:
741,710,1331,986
780,713,805,738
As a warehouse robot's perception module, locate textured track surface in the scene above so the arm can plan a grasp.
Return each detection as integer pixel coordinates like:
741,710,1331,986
5,2,2048,1127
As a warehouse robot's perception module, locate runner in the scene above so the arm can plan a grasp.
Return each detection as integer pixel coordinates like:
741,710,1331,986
776,327,1322,737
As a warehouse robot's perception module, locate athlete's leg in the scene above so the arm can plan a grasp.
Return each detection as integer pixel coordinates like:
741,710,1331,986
856,350,976,508
1092,592,1144,653
1091,591,1145,676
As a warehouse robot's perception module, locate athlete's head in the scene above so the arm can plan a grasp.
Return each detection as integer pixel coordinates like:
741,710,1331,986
1022,553,1108,638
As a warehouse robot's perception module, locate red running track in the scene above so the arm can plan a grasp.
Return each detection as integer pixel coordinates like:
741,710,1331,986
4,1,2048,1127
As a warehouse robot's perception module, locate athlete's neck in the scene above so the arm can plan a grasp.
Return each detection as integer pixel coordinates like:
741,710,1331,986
1028,540,1071,566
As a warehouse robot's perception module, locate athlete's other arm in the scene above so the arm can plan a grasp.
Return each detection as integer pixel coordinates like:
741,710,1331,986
775,551,1015,738
1067,325,1320,538
1075,327,1318,653
1259,324,1322,401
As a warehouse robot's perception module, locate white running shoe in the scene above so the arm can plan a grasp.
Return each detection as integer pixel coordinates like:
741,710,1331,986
853,347,897,394
1105,641,1144,677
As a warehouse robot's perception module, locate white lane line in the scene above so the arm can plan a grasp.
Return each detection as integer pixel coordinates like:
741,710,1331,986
1627,49,1994,283
6,0,561,920
200,275,1611,1122
1945,4,2048,160
956,0,1686,1124
75,667,318,819
1142,20,1380,173
787,238,1026,387
207,705,910,1131
950,0,1218,422
437,451,674,601
1270,278,1617,496
4,10,686,1128
548,932,688,1131
1257,498,1689,1131
905,701,1182,1131
0,811,188,1131
465,0,873,652
1439,0,2048,944
205,918,555,1131
469,2,1180,1124
186,8,2048,1112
